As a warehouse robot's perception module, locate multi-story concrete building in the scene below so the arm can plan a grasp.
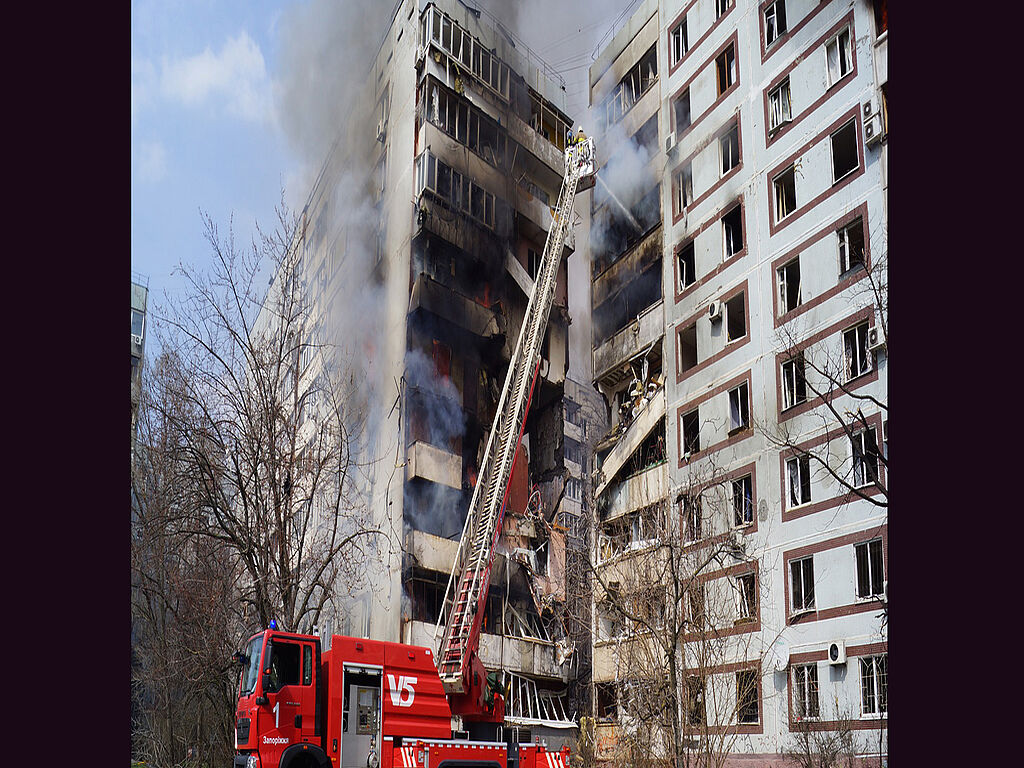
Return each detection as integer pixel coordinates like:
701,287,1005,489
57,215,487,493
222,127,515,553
131,273,149,451
257,0,602,748
585,1,887,765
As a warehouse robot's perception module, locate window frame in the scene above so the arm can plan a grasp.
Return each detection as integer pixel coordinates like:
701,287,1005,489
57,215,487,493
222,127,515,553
671,18,689,65
682,493,703,542
792,663,820,720
735,572,756,620
677,242,696,291
720,123,740,176
790,555,815,613
674,163,694,213
736,669,760,724
786,454,811,507
782,354,807,410
765,0,788,48
830,118,859,183
768,77,792,132
716,0,732,20
855,537,885,599
728,381,750,432
732,474,753,527
777,256,801,313
681,407,701,455
825,26,853,86
851,429,880,488
838,217,865,274
773,166,797,221
716,44,736,96
860,654,888,717
723,205,744,258
843,321,872,381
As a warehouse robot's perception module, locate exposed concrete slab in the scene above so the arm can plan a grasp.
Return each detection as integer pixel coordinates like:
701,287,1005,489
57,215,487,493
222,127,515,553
408,273,502,338
597,460,668,522
594,387,666,498
593,300,665,388
406,441,463,490
405,526,461,575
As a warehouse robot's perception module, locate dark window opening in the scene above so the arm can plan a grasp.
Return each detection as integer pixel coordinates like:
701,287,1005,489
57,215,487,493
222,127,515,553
831,120,859,182
723,205,743,256
679,324,698,373
733,475,753,526
726,293,746,341
838,218,865,273
778,257,801,313
678,242,696,290
681,408,700,455
721,124,739,174
716,45,736,96
674,89,691,134
856,538,885,598
729,381,749,431
765,0,788,46
736,670,759,723
774,167,797,220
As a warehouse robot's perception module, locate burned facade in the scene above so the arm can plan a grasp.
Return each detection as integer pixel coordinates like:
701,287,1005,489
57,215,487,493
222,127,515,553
585,1,887,766
262,0,596,749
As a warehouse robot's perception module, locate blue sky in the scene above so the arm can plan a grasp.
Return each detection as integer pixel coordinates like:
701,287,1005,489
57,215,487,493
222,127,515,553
131,0,633,324
131,0,301,308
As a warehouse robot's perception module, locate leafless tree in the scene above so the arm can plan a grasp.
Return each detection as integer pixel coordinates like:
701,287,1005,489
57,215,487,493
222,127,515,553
782,697,887,768
132,197,383,764
582,452,780,768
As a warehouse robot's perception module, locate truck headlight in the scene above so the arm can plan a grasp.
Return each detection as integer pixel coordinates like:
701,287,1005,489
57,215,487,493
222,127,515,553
246,754,261,768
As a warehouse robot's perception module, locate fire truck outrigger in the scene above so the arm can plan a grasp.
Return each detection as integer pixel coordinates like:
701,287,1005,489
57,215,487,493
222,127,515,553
232,137,596,768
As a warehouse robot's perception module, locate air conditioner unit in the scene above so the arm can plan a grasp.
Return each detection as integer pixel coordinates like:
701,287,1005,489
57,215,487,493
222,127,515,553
665,134,675,154
867,326,886,352
708,300,723,322
865,112,884,147
827,640,847,666
863,99,875,118
131,334,143,346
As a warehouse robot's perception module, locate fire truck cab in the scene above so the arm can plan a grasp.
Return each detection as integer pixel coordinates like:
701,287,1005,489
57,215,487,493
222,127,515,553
233,629,568,768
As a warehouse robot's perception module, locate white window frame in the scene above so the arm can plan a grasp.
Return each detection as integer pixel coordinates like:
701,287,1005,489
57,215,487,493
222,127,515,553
671,18,689,65
729,382,750,431
677,242,696,291
782,354,807,410
825,27,853,86
843,322,872,381
735,572,756,620
790,555,815,613
674,164,693,213
792,663,820,720
765,0,788,47
787,454,811,507
732,475,753,527
851,429,879,488
682,494,702,541
860,654,887,717
830,119,859,183
838,219,865,273
768,77,792,132
716,0,731,20
855,537,885,599
723,206,743,257
720,124,740,175
777,256,801,313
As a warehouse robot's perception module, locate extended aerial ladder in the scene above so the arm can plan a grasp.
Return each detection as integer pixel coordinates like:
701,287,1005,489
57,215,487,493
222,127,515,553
435,136,596,721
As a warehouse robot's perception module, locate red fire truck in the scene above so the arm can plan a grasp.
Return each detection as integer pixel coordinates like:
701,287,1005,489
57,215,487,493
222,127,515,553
232,139,596,768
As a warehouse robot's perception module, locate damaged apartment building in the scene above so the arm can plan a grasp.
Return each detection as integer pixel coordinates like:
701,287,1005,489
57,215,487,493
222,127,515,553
585,1,887,765
265,0,602,750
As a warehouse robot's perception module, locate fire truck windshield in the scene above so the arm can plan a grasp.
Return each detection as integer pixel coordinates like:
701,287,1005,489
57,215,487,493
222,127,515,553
239,634,264,695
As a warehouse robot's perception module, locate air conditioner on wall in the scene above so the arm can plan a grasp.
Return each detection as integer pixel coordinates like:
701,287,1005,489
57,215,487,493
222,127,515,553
665,134,676,154
867,326,886,352
709,300,723,322
828,640,847,666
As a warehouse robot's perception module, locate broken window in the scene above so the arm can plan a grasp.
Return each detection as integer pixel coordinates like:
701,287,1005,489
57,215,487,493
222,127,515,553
831,119,859,182
596,682,618,721
793,664,820,719
673,88,692,134
736,670,759,723
774,166,797,221
681,493,702,541
860,655,887,716
687,581,706,630
723,205,743,257
604,45,658,126
720,123,740,175
726,293,746,342
674,163,693,213
732,474,753,527
787,455,811,507
671,18,689,64
728,381,749,431
856,538,885,598
681,407,700,455
765,0,788,46
677,242,696,291
685,676,706,726
790,555,815,612
778,256,801,313
851,429,879,487
768,77,792,132
679,323,698,373
838,218,865,273
735,572,756,620
843,322,872,381
826,27,853,86
565,477,582,501
716,44,736,96
716,0,731,19
782,354,808,409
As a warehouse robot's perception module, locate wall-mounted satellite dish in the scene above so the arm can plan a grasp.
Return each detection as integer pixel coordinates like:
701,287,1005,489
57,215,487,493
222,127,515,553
769,635,790,672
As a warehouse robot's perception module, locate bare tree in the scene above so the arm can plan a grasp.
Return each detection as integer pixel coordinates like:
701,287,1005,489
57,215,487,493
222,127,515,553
782,697,887,768
132,198,383,763
584,451,780,768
